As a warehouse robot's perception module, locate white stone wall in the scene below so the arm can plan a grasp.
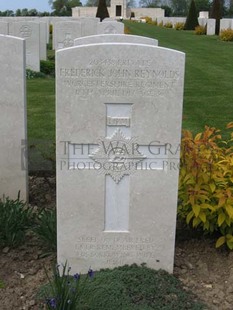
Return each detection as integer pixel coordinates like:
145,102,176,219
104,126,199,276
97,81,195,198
72,7,97,18
123,8,164,19
72,6,164,19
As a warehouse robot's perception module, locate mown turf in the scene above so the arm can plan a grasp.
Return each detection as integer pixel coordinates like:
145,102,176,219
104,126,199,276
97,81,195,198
27,77,55,173
124,21,233,137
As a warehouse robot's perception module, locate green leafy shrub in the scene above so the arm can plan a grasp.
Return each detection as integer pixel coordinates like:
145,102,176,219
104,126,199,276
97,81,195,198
33,208,57,252
40,264,205,309
164,22,173,28
26,69,46,79
194,25,206,35
174,22,185,30
220,28,233,41
178,123,233,250
40,60,55,77
47,53,55,61
0,196,33,247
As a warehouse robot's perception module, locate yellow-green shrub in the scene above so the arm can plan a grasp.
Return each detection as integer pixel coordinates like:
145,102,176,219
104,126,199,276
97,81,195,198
178,123,233,250
164,22,173,28
141,16,152,24
220,28,233,41
174,22,185,30
158,21,163,27
195,25,206,35
124,26,131,34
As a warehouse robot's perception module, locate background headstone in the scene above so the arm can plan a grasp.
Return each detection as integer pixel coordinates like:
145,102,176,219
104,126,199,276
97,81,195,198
74,34,158,46
13,21,40,71
207,19,216,35
54,21,82,50
56,43,185,273
79,17,99,37
39,22,47,61
97,21,124,34
0,35,28,201
220,18,232,31
0,22,8,35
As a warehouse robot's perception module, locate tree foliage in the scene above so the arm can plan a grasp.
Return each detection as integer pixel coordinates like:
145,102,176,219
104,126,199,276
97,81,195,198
85,0,110,6
184,0,199,30
210,0,222,34
49,0,82,16
170,0,189,16
139,0,160,8
195,0,211,12
96,0,109,21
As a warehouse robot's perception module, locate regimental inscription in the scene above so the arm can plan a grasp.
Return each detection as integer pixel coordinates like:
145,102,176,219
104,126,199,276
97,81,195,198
19,25,32,38
74,235,160,266
59,61,181,98
107,116,130,127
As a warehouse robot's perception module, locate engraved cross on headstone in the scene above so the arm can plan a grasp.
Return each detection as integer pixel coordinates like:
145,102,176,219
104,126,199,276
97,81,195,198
68,103,167,232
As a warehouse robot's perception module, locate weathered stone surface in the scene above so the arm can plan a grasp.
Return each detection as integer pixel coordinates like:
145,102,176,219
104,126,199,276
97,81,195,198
97,21,124,34
0,35,28,201
207,19,216,35
13,21,40,71
56,43,185,273
74,34,158,46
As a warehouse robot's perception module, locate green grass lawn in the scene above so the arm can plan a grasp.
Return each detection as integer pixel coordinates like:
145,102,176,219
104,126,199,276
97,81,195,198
124,21,233,137
27,77,55,174
27,77,55,140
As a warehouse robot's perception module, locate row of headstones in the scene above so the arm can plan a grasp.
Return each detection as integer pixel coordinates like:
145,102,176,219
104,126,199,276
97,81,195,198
199,18,233,35
156,16,233,35
0,32,185,274
0,17,124,71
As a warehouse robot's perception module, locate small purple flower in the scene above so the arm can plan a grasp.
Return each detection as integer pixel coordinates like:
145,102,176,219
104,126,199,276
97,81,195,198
48,297,56,308
88,268,94,278
73,273,80,281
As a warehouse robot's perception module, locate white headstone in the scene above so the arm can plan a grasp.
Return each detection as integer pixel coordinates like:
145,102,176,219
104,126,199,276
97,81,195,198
79,17,100,37
0,22,8,35
198,18,207,27
97,21,124,34
207,18,216,35
54,21,82,50
56,42,185,273
220,18,232,31
74,34,158,46
13,21,40,71
0,35,28,201
199,11,209,19
40,22,47,61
